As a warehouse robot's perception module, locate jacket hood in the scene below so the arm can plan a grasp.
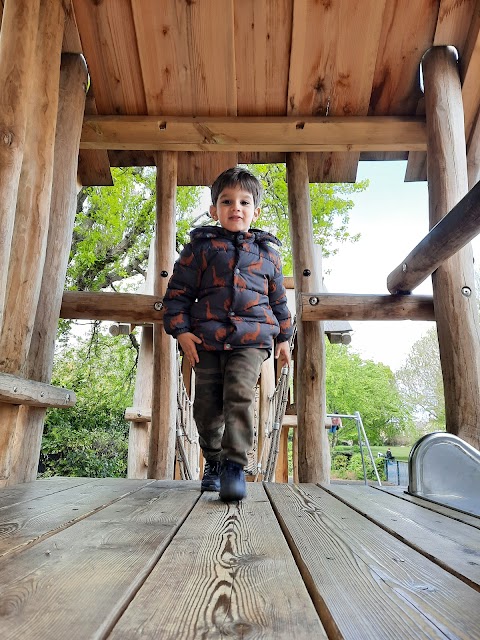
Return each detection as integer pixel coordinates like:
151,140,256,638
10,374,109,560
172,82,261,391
190,225,281,247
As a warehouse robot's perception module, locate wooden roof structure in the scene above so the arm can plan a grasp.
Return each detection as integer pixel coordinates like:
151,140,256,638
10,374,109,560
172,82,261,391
64,0,480,187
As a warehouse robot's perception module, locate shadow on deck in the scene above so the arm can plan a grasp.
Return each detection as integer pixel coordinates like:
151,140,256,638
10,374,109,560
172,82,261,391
0,478,479,639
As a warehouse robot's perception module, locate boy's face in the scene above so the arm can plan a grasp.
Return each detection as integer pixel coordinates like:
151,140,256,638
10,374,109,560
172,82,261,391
209,185,260,233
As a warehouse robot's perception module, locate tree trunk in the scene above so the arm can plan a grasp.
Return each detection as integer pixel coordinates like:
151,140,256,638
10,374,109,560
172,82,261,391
148,151,178,479
286,152,330,482
423,46,480,449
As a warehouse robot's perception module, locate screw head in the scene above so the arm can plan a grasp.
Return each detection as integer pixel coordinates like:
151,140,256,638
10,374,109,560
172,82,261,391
461,286,472,297
160,270,168,278
309,296,319,306
154,301,164,311
303,269,311,277
402,263,407,272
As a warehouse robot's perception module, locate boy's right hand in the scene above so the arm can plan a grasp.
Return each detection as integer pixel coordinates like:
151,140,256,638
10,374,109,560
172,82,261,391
177,332,202,367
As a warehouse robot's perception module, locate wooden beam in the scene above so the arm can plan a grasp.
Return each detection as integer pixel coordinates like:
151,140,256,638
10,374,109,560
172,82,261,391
148,151,177,480
387,178,480,294
80,115,427,152
10,54,88,485
0,373,75,408
423,46,480,450
60,291,164,323
299,293,435,321
286,153,330,484
0,0,41,329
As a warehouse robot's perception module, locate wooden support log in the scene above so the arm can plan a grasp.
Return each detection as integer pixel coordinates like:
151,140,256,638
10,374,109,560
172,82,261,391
148,151,177,480
60,291,164,323
299,293,435,321
423,46,480,449
0,0,65,485
286,152,330,483
0,373,75,408
0,0,41,329
80,115,427,152
387,178,480,294
10,54,87,485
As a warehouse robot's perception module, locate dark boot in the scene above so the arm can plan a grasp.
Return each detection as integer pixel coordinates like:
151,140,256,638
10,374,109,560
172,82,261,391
219,460,247,502
201,460,221,492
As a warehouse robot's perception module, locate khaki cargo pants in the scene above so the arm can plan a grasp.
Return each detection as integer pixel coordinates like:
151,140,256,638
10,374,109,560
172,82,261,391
193,348,268,467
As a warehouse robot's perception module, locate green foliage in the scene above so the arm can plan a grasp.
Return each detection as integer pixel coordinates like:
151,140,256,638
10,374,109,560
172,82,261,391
331,452,386,482
325,340,414,445
395,327,445,431
70,167,203,291
40,327,136,477
248,164,366,274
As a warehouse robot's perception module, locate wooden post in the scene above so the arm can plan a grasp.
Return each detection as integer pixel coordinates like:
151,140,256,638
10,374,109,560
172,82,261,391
0,0,41,330
148,151,178,479
286,152,330,482
9,54,88,484
0,0,66,485
423,47,480,449
128,239,155,479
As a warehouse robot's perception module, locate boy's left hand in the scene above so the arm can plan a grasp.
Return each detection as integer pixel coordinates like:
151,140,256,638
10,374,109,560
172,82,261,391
275,341,291,368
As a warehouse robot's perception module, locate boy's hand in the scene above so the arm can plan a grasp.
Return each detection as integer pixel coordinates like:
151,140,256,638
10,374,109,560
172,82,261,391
178,332,202,367
275,341,291,368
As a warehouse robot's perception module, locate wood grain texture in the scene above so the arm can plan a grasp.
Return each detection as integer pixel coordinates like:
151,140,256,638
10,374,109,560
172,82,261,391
266,483,480,640
299,293,435,321
0,372,75,408
0,477,94,511
60,291,164,323
287,153,329,483
109,485,327,640
424,46,480,449
0,478,154,558
0,481,199,640
322,483,480,591
378,485,480,530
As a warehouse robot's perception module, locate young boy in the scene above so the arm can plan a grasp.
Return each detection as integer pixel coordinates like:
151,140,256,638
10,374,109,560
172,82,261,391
163,167,293,501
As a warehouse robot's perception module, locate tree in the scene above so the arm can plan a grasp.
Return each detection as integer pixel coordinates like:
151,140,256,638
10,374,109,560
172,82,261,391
40,325,137,477
249,164,366,273
395,327,445,431
70,167,203,291
325,340,413,445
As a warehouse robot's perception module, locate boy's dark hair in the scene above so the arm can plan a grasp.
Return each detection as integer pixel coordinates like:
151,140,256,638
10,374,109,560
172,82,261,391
211,167,263,208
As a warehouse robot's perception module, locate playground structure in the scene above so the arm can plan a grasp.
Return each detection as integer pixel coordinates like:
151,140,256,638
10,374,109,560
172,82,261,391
0,2,480,636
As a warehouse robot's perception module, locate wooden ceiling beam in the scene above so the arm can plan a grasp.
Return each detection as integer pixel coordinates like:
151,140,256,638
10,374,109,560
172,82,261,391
80,115,426,152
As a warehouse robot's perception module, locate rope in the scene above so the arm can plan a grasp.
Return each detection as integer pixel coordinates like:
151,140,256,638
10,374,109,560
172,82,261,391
175,348,200,480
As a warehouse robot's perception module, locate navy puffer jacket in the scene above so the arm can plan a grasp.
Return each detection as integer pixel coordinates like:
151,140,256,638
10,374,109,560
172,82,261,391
163,226,293,352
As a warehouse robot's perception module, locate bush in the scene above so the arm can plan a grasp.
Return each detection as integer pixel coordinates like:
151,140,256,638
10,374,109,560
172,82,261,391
331,451,386,482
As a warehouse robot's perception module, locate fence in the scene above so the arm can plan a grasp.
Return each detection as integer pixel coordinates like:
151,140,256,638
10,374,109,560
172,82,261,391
385,459,409,486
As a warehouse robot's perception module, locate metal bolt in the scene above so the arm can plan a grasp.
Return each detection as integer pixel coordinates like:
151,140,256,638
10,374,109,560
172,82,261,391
309,296,319,306
461,286,472,297
303,269,311,277
66,394,70,403
154,301,164,311
13,386,17,393
402,263,407,272
160,270,168,277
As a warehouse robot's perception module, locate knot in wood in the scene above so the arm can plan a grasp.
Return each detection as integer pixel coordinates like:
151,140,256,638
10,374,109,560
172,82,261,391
1,130,13,146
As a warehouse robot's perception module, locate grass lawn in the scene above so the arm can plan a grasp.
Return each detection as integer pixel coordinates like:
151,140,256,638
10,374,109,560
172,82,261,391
335,444,411,462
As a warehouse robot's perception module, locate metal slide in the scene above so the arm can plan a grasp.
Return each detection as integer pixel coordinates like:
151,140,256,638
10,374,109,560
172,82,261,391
408,432,480,516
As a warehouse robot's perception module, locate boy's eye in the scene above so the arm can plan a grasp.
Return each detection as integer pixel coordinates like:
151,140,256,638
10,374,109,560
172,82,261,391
241,200,251,206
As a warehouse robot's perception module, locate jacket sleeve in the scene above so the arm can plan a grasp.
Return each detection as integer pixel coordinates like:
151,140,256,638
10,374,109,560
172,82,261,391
163,242,202,338
268,253,293,343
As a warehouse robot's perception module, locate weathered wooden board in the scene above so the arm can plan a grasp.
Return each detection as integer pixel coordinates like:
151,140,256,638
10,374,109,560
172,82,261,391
322,483,480,590
0,372,75,408
266,483,480,639
0,478,154,557
0,481,199,640
0,477,94,511
109,485,327,639
378,485,480,530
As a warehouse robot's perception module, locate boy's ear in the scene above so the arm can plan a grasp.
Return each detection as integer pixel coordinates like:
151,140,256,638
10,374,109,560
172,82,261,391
252,207,261,222
209,204,217,220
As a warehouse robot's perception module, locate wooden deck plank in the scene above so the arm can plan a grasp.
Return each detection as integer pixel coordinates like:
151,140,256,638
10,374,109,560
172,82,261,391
0,477,154,558
0,481,199,640
378,484,480,530
0,477,94,510
265,483,480,640
322,483,480,591
109,484,327,640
